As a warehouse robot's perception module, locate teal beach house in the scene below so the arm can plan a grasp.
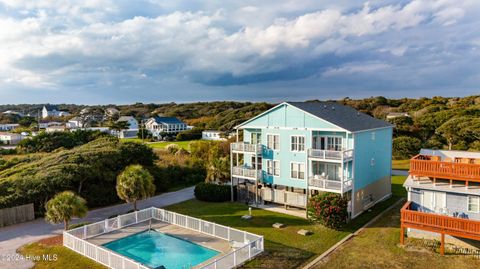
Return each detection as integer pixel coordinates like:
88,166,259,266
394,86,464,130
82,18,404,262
230,101,393,219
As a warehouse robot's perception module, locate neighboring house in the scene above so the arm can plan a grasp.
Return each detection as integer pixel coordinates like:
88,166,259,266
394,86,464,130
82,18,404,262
230,101,393,219
202,130,226,141
38,121,63,129
45,126,66,133
145,116,187,139
400,149,480,254
117,116,139,130
115,116,139,138
386,112,410,120
0,123,19,131
105,107,120,117
66,117,84,129
0,132,23,145
42,105,70,118
2,110,24,117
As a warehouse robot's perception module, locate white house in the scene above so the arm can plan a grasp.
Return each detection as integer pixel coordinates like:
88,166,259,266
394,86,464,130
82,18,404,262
202,130,226,141
38,121,63,129
145,116,187,139
2,111,24,117
105,108,120,117
0,123,20,131
386,112,410,120
42,105,70,119
66,117,84,129
115,116,139,138
0,132,23,145
117,116,139,130
45,126,66,133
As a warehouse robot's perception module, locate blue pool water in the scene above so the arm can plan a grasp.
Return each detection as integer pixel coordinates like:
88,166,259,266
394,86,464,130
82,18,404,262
103,230,219,269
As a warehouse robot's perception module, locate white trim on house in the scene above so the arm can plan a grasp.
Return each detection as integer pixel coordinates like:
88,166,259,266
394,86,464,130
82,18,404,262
234,102,351,133
351,126,393,134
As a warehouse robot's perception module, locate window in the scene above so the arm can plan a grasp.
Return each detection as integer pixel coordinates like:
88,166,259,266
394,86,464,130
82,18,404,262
251,156,262,170
468,196,480,213
291,136,305,151
327,137,343,151
251,133,261,144
422,191,446,211
312,136,325,150
291,162,305,179
267,134,280,150
266,160,280,176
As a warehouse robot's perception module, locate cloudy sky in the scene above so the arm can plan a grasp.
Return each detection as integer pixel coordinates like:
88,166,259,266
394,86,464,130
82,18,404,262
0,0,479,104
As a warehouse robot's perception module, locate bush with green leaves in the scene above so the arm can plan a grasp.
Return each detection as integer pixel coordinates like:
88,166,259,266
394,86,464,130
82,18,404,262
166,144,180,154
392,136,422,159
0,137,161,214
17,130,108,153
307,193,348,229
194,182,231,202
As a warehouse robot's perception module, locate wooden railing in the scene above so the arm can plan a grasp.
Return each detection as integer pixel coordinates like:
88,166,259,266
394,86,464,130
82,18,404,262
232,166,263,180
401,201,480,241
231,142,262,154
409,156,480,182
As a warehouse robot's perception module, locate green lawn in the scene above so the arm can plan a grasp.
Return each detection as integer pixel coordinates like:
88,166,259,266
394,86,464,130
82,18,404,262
120,138,199,150
19,242,106,269
19,176,407,269
315,203,480,269
165,176,407,269
392,159,410,170
147,140,196,150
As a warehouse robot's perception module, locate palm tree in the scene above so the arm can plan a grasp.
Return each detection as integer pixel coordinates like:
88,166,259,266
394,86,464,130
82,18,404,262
45,191,88,230
116,165,156,211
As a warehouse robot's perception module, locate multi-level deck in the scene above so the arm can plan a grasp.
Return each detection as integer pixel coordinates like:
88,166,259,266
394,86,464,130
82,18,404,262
401,150,480,255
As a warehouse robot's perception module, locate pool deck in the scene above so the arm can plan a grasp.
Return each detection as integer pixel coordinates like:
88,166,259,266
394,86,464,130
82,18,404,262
87,219,232,268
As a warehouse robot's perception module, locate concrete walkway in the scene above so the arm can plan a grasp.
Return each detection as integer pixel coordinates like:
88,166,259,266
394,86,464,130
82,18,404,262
0,186,194,269
392,169,409,176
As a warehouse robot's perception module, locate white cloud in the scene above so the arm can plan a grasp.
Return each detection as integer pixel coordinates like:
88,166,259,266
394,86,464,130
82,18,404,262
0,0,478,102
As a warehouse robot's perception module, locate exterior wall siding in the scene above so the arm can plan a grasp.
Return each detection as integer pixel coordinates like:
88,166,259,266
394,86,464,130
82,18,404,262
409,188,480,221
353,127,392,190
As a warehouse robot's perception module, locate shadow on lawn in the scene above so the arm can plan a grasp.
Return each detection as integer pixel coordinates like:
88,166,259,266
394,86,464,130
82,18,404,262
242,239,315,269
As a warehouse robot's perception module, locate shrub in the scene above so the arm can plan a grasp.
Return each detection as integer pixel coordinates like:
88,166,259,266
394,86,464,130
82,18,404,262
392,136,422,159
307,193,348,229
176,128,202,141
194,182,231,202
166,144,180,154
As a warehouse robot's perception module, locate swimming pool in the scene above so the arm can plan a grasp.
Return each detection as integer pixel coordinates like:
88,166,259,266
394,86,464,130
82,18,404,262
103,230,220,269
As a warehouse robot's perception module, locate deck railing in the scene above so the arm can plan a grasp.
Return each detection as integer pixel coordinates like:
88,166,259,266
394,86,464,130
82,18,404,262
232,166,263,180
307,149,353,161
400,201,480,241
261,188,307,208
308,177,353,193
64,207,264,269
231,142,262,154
409,155,480,182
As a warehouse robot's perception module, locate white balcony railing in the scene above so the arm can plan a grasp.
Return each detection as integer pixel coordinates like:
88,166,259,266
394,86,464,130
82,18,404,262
308,149,354,161
308,176,353,193
232,166,263,180
231,142,262,154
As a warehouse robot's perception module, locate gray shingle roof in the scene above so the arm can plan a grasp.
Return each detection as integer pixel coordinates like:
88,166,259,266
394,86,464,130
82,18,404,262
287,101,393,132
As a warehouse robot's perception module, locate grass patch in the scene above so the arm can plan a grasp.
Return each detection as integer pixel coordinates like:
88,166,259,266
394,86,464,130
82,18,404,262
147,140,196,150
18,240,106,269
392,159,410,170
120,138,199,151
165,176,407,268
315,202,480,269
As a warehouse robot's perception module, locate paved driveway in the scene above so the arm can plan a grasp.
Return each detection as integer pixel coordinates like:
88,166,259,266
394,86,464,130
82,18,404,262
0,186,194,269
